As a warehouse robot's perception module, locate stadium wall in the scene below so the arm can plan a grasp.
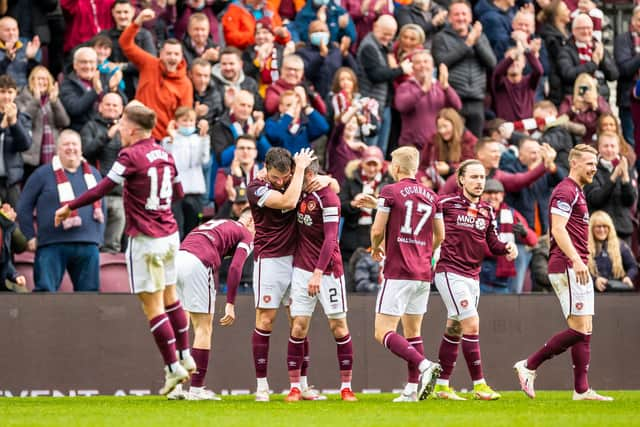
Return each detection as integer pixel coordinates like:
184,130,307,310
1,294,638,396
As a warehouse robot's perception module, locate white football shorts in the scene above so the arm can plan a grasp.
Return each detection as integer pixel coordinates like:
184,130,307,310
376,278,430,316
175,250,216,314
253,255,293,309
290,267,347,319
550,268,594,318
434,271,479,321
126,232,179,294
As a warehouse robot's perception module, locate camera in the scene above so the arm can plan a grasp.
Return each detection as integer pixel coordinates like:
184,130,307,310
578,85,589,96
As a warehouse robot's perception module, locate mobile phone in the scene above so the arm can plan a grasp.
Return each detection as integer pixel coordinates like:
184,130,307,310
612,158,620,168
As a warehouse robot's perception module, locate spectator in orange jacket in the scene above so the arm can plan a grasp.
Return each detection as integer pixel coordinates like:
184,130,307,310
120,9,193,140
222,0,291,50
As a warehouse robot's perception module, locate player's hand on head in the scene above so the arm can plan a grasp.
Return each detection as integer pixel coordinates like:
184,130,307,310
293,148,316,170
304,174,333,193
219,303,236,326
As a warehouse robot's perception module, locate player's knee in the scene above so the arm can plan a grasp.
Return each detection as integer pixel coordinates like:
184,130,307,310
256,313,275,331
445,323,462,338
330,323,348,339
290,321,308,339
460,317,479,335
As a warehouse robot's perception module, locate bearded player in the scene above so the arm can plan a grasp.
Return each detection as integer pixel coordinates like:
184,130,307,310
285,159,356,402
432,159,517,400
369,146,442,402
514,144,613,401
168,210,255,400
55,102,194,395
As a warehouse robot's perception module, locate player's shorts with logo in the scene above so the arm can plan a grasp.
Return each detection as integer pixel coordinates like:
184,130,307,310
549,268,594,318
253,255,293,309
434,271,479,321
290,267,347,319
126,232,180,294
175,250,216,314
376,278,430,316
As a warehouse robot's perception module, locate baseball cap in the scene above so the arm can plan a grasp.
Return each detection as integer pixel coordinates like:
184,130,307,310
255,17,275,35
484,179,504,193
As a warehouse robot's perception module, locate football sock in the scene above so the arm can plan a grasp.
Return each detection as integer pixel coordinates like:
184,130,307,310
571,332,591,394
526,328,583,370
336,334,353,386
252,328,271,380
149,313,178,366
165,301,190,354
438,334,460,380
383,331,424,366
461,334,483,382
287,335,304,387
300,376,309,390
190,348,210,388
301,337,310,377
405,383,418,393
406,337,424,384
340,382,351,391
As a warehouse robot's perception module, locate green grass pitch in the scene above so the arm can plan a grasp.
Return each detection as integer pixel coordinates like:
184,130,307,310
1,391,637,427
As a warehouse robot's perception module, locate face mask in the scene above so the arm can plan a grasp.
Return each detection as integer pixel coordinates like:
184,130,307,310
177,126,196,136
313,0,330,7
309,32,330,47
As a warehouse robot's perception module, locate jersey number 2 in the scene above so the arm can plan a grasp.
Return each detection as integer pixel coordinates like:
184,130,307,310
400,201,432,235
146,166,173,210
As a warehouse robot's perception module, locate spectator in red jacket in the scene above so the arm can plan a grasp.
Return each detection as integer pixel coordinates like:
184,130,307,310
61,0,115,55
222,0,290,50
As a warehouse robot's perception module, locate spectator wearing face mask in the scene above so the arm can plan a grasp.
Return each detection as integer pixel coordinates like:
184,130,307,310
297,20,359,99
162,106,211,239
294,0,357,46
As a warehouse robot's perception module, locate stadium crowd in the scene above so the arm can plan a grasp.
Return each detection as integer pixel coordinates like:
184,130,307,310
0,0,639,295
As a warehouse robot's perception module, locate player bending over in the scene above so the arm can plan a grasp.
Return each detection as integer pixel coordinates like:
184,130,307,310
55,102,195,395
285,159,356,402
432,159,517,400
514,145,613,401
369,146,442,402
168,210,255,400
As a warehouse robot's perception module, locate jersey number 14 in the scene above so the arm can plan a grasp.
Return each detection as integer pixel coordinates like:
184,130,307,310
146,166,173,210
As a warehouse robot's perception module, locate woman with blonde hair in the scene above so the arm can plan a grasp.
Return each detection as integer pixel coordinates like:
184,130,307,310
588,211,637,292
596,112,636,164
15,65,70,179
559,73,611,145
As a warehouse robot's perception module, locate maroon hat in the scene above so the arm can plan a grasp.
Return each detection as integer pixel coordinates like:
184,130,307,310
255,17,275,35
362,146,384,166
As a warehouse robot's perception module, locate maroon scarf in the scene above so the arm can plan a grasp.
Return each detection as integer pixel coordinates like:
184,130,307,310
575,40,593,64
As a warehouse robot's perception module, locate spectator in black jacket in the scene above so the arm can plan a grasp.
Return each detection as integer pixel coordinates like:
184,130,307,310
60,47,125,132
557,13,619,102
432,0,497,137
394,0,447,49
296,20,359,99
0,74,32,207
613,5,640,147
585,132,637,244
338,146,393,288
80,93,125,253
537,0,571,106
190,58,224,126
97,0,157,100
180,12,220,67
0,202,26,292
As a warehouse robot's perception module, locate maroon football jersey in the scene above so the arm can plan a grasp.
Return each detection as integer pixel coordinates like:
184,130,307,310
247,178,297,259
376,178,437,281
548,177,590,273
180,219,253,270
293,187,343,276
107,138,180,237
435,193,508,279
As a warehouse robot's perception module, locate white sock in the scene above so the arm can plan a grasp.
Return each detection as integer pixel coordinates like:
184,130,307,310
340,382,351,390
168,361,181,373
418,359,432,373
473,379,486,386
291,382,301,391
179,349,191,360
257,377,269,390
436,379,449,386
405,383,418,393
300,376,309,390
190,386,204,392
